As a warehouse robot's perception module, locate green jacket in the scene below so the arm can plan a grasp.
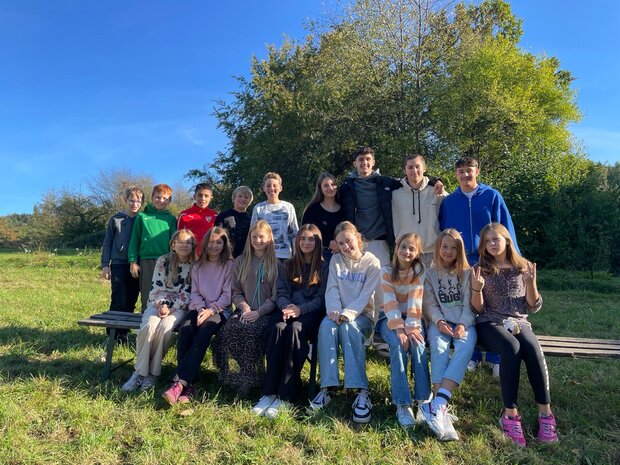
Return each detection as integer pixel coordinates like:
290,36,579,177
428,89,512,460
127,203,177,262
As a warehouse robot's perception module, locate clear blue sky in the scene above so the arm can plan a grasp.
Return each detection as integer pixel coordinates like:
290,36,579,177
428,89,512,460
1,1,618,215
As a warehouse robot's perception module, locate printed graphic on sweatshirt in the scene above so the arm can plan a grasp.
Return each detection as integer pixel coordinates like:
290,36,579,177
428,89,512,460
257,210,290,253
337,269,367,284
437,276,462,307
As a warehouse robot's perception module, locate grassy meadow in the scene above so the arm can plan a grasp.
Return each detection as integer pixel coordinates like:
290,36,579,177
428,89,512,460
0,251,618,465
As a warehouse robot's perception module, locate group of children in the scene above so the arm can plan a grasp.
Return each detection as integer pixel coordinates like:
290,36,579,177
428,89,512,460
100,148,557,448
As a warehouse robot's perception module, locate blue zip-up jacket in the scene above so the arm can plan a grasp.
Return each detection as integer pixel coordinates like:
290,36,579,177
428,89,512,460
438,183,520,264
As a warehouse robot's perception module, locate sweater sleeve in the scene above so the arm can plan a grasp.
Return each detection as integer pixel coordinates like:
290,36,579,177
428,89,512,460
403,275,424,335
423,272,445,326
101,217,114,267
287,203,299,246
339,181,355,224
212,260,234,310
147,256,168,305
250,204,259,226
457,270,476,328
324,257,343,314
276,261,293,310
256,273,278,317
127,214,142,263
298,262,328,315
341,258,381,322
231,259,248,310
381,267,405,331
188,265,206,311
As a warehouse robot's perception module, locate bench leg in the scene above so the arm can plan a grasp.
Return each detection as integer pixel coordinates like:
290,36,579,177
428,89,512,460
308,342,318,400
103,328,116,380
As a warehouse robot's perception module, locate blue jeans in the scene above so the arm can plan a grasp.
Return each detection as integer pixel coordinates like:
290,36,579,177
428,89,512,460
427,322,477,385
317,315,373,390
376,318,431,405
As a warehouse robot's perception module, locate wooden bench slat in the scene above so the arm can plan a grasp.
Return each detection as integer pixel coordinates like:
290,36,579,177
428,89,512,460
538,341,620,350
78,319,141,330
537,335,620,346
540,347,620,358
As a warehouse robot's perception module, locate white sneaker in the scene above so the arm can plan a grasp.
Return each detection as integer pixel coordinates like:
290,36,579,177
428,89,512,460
426,403,446,439
140,374,157,391
442,409,459,441
466,360,479,372
309,388,332,412
121,371,144,392
416,402,428,424
252,395,276,416
264,399,291,419
491,363,500,378
396,405,415,427
352,390,372,424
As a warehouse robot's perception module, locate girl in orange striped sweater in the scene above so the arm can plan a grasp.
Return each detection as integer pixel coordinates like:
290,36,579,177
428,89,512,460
375,232,431,427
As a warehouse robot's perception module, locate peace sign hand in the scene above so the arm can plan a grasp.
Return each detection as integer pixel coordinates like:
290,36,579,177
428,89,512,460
471,266,485,292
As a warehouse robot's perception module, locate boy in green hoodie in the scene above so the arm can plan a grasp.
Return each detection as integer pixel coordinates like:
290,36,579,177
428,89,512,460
128,184,177,311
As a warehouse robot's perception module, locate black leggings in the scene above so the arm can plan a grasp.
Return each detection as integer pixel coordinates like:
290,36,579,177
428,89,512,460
476,321,551,409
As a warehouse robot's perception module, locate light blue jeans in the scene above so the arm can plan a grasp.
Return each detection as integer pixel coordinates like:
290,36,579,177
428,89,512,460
317,314,373,390
427,322,477,385
376,317,431,405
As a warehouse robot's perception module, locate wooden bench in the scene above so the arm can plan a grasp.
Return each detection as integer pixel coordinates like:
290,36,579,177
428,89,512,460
372,334,620,359
78,311,143,380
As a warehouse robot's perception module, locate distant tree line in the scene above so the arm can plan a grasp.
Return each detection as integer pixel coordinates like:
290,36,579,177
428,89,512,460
2,0,618,274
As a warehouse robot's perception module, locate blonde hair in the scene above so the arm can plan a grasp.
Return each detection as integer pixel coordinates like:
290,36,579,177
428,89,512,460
238,220,277,283
333,221,364,252
232,185,254,204
198,226,233,266
262,172,282,187
166,229,198,286
477,223,527,275
433,229,470,280
390,233,424,283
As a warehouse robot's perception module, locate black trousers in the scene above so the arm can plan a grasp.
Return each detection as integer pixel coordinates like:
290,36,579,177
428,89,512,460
476,321,551,409
176,311,226,384
262,310,323,402
108,263,139,337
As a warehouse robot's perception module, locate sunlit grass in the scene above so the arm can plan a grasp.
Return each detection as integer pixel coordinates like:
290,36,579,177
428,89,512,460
1,252,619,464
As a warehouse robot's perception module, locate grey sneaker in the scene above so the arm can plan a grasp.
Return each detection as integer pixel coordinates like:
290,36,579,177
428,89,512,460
140,374,157,391
121,371,144,392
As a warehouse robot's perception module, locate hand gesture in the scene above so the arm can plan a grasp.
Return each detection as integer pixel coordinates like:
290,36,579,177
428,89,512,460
438,320,454,337
283,304,301,321
197,307,213,326
523,262,537,286
328,310,341,323
471,266,485,292
433,180,444,195
130,263,140,279
408,327,425,346
397,331,409,350
240,310,259,324
158,303,171,318
453,324,466,339
101,266,111,280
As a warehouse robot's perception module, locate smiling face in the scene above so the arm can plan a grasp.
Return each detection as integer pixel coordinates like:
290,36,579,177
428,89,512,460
125,193,143,216
320,177,338,200
455,165,480,192
250,226,271,256
396,236,419,269
233,192,252,212
206,233,225,261
171,231,195,261
263,178,282,203
439,234,458,269
404,156,426,188
336,230,362,260
298,229,317,257
353,154,375,178
194,188,213,209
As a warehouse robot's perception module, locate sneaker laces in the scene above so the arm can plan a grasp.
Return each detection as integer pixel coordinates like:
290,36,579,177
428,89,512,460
355,391,371,409
503,417,523,436
446,405,459,422
540,417,556,435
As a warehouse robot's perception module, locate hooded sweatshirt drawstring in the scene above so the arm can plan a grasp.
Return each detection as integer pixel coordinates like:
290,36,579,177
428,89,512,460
411,188,422,224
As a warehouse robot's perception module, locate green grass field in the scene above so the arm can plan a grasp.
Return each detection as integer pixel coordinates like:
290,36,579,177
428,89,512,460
0,252,618,464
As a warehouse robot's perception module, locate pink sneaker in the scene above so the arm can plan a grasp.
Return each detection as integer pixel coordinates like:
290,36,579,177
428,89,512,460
537,414,558,443
163,381,184,405
500,415,526,447
178,384,195,404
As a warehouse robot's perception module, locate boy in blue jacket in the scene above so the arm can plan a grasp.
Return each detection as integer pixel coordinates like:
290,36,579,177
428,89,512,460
439,157,520,374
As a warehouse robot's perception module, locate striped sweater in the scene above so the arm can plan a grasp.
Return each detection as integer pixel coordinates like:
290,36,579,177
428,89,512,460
380,264,425,334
